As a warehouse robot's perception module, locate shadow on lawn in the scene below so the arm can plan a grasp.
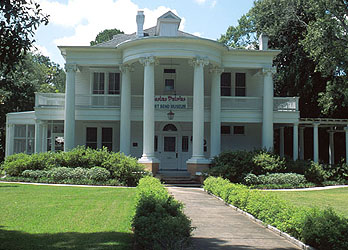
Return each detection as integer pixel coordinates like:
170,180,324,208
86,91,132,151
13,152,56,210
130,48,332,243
0,226,133,250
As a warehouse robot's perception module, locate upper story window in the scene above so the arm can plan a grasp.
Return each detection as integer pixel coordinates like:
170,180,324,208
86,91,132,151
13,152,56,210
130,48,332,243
108,73,120,94
93,73,105,94
92,72,120,95
235,73,246,96
221,72,231,96
164,68,176,92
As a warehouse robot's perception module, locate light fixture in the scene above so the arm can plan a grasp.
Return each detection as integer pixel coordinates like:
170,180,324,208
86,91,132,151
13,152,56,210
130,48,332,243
167,110,174,120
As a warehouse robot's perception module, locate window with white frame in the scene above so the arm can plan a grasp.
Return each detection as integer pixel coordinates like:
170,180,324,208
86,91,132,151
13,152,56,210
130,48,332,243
102,127,113,151
233,126,245,135
235,73,246,96
108,73,120,94
13,124,35,154
86,127,113,151
221,72,231,96
86,127,98,149
164,68,176,92
93,72,105,94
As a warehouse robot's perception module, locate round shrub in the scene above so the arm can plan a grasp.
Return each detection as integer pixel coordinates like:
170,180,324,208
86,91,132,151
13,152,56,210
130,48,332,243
49,167,73,181
87,167,110,181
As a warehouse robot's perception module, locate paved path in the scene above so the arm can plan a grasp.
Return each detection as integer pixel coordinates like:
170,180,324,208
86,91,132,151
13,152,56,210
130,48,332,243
167,187,301,250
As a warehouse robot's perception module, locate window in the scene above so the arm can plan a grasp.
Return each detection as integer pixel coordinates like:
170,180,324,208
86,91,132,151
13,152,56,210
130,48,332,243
102,128,113,151
221,125,231,135
14,125,35,154
154,136,158,152
235,73,246,96
93,73,105,94
164,68,176,92
182,136,189,152
233,126,245,135
86,127,97,149
163,124,177,131
108,73,120,94
221,72,231,96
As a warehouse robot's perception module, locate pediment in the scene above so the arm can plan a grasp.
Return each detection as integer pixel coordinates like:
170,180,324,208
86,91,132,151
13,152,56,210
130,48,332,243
158,11,181,21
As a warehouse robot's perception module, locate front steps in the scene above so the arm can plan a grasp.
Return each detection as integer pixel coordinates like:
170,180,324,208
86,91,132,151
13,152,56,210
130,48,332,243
155,170,202,187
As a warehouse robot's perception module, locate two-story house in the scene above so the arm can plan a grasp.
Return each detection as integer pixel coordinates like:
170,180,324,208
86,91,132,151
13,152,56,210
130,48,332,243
7,10,328,176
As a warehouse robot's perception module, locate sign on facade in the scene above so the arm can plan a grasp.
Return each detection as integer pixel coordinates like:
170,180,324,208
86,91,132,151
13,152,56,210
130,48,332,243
154,95,187,109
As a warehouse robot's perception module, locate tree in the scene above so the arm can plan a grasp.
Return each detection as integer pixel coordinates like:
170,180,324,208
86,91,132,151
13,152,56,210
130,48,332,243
0,52,65,161
0,0,49,74
219,0,348,118
90,28,124,46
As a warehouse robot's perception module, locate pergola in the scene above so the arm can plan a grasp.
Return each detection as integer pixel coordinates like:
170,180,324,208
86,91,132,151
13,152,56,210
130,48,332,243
278,118,348,164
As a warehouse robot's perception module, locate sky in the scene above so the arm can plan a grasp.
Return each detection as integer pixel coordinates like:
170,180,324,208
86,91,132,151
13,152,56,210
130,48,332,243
34,0,255,67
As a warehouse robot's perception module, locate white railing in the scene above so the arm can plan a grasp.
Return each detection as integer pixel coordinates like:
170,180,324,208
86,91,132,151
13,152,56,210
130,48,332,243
221,96,262,110
273,97,299,111
35,93,299,112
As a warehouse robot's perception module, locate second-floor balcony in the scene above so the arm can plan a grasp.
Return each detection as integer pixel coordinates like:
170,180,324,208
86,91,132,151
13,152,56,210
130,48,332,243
35,93,299,112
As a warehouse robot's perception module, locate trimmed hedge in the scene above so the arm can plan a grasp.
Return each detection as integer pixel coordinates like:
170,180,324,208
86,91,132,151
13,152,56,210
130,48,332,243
132,177,193,250
1,146,148,186
204,176,348,250
244,173,307,187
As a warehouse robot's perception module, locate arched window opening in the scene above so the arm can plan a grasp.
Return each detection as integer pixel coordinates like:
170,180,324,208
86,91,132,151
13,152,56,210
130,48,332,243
163,124,177,132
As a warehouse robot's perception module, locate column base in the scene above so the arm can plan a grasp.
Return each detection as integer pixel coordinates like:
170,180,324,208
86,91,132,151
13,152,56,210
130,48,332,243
186,158,211,177
138,156,160,176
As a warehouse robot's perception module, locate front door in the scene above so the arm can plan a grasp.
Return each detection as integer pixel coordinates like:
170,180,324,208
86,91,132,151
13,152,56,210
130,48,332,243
161,135,178,170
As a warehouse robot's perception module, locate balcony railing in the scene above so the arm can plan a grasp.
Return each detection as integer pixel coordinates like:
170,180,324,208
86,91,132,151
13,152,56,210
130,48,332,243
35,93,299,112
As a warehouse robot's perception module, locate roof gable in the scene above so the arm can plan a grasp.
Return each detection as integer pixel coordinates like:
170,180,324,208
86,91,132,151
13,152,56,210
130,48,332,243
156,11,181,36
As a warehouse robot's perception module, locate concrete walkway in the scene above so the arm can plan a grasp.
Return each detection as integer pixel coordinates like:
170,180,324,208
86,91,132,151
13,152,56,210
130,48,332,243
167,187,301,250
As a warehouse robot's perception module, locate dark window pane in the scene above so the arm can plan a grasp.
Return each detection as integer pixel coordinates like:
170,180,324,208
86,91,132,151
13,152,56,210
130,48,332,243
93,73,105,94
102,128,112,142
182,136,188,152
164,137,176,152
221,73,231,87
221,126,231,134
221,87,231,96
163,124,177,131
109,73,120,94
164,69,176,73
235,73,246,87
235,88,246,96
86,127,97,142
165,79,175,91
234,126,245,135
102,143,112,151
86,143,97,149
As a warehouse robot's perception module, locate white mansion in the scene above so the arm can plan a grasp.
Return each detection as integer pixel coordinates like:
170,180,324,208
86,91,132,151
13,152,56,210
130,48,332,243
5,11,348,175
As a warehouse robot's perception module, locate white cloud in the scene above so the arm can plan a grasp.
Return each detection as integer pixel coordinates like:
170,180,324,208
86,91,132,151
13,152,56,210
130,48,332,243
211,0,217,8
194,0,206,4
32,43,51,57
37,0,184,46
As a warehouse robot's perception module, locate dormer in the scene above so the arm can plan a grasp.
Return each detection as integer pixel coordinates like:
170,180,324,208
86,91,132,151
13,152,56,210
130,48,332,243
155,11,181,37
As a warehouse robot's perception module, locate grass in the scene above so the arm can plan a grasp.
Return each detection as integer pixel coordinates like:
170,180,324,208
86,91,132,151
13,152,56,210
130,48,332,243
0,182,136,250
271,187,348,218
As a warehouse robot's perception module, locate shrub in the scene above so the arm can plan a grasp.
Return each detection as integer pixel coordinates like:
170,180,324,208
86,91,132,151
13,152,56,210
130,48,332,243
132,177,193,250
204,176,348,250
49,167,73,181
244,173,307,186
87,167,110,181
22,170,49,179
252,152,286,174
304,162,328,184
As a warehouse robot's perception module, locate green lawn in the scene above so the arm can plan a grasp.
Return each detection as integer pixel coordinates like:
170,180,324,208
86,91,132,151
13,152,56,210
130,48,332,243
271,187,348,217
0,183,136,250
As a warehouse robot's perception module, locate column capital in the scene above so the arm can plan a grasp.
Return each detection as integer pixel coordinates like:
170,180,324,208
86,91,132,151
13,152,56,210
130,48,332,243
209,66,224,74
313,122,320,127
261,67,276,76
344,126,348,132
293,122,299,126
64,63,78,72
120,64,134,73
189,57,209,67
34,119,42,125
139,56,158,66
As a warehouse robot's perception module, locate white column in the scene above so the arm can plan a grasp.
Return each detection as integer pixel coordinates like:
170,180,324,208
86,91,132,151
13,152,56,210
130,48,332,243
5,117,11,157
299,127,305,160
345,126,348,164
328,129,335,165
138,57,159,163
279,127,284,157
120,65,133,155
262,67,276,150
64,64,77,151
34,119,42,153
210,66,223,159
42,122,47,152
313,122,319,163
293,123,299,161
188,57,209,163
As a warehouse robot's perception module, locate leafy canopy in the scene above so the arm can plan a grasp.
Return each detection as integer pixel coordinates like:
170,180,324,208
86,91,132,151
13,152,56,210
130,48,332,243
90,28,124,46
